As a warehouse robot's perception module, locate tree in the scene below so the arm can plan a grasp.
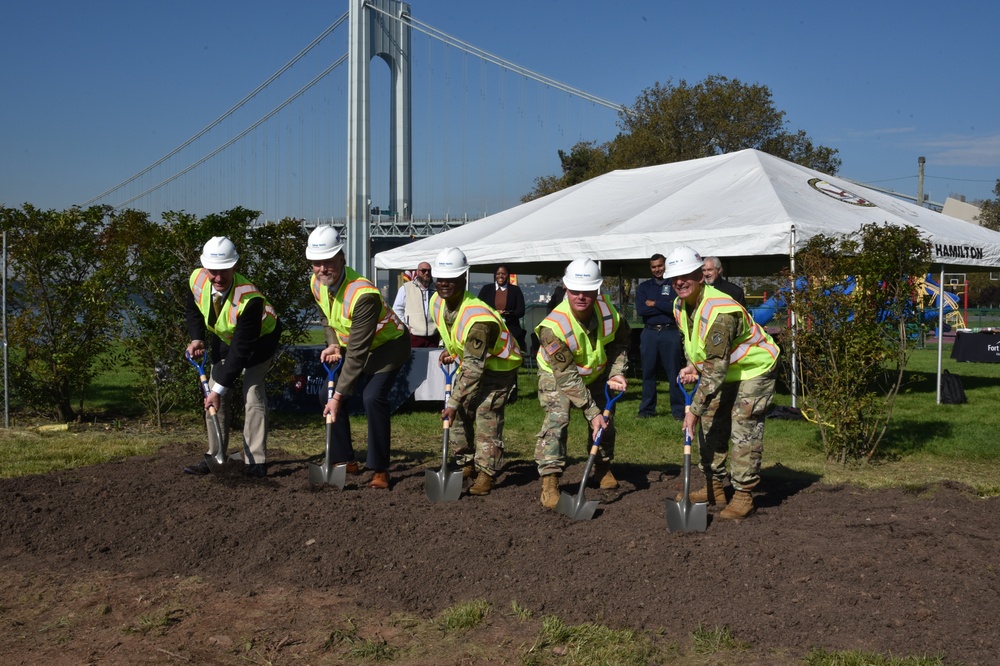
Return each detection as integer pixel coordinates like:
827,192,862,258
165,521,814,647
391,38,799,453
781,223,931,463
611,76,840,173
522,141,610,202
976,179,1000,231
121,208,315,427
523,75,841,201
0,204,144,421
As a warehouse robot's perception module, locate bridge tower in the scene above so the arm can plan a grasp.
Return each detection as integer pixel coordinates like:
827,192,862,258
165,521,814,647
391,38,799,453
347,0,412,277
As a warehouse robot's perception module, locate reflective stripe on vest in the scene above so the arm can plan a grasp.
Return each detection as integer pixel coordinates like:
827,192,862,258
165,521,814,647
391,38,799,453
535,296,619,384
675,285,778,382
310,269,405,348
189,268,278,343
430,293,522,372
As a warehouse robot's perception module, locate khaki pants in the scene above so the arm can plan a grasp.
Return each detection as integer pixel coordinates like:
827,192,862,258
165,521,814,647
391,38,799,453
206,355,273,465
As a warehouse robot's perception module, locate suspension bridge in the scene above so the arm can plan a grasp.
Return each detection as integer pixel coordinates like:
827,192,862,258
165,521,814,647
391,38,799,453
82,0,623,275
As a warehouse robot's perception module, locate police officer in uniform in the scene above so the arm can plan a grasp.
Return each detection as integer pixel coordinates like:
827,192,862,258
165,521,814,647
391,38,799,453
636,253,686,420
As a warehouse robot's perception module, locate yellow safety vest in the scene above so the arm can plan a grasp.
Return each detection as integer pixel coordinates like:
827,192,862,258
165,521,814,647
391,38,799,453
430,293,522,372
674,284,779,382
310,267,405,348
535,296,619,386
189,269,278,343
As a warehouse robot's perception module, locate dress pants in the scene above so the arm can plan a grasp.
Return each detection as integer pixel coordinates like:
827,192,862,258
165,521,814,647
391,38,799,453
638,326,685,419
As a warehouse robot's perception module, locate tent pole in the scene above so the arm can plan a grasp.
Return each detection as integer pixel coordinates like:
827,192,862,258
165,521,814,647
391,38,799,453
936,266,944,404
788,225,798,409
2,230,7,428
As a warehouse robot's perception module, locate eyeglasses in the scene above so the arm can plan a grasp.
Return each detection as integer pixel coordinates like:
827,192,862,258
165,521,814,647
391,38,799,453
417,269,431,274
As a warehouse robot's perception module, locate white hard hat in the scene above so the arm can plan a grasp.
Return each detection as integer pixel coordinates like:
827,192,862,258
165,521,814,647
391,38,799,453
562,258,603,291
306,226,344,261
432,247,469,279
663,246,704,279
200,236,239,270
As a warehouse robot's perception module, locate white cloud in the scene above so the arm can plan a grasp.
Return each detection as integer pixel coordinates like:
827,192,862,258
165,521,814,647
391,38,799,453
921,135,1000,167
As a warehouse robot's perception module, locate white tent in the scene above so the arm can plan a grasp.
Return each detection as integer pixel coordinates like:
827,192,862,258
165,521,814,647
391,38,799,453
375,148,1000,275
376,148,1000,405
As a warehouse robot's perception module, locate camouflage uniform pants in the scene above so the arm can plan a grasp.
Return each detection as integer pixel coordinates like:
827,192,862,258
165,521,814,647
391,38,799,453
534,371,616,476
699,369,776,491
451,369,516,476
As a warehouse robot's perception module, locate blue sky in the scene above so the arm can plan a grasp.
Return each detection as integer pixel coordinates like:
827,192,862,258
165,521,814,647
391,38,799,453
3,0,999,219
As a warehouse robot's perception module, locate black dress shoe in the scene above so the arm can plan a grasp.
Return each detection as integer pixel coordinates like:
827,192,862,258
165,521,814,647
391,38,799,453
184,460,211,475
245,463,267,478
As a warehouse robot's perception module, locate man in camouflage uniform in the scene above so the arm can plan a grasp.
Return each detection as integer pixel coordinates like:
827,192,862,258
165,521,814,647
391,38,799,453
534,258,630,510
665,246,779,519
430,247,522,496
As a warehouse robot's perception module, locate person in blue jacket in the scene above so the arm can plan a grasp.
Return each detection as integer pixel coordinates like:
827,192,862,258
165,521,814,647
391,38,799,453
635,253,685,420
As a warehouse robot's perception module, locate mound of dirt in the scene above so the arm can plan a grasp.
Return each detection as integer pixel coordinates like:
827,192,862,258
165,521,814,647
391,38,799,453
2,441,997,664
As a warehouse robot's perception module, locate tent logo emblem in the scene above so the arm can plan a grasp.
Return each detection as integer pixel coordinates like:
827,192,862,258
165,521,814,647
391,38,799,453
807,178,875,207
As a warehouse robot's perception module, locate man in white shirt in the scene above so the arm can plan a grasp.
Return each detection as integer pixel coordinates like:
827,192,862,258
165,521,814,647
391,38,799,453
392,262,439,348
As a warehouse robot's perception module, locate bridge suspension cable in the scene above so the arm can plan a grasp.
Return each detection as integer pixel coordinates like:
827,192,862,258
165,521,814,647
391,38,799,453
111,54,349,210
83,11,350,207
365,2,624,112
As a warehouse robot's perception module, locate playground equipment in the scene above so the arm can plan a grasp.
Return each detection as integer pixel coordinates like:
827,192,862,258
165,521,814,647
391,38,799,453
748,274,966,330
917,274,966,330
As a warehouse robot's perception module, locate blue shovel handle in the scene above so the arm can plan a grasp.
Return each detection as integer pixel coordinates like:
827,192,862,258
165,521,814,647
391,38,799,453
322,358,344,402
592,382,626,447
185,350,212,398
440,361,457,403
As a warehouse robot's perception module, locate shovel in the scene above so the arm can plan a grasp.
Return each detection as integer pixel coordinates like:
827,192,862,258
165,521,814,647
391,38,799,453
666,377,708,532
425,362,463,502
186,350,234,474
308,359,348,488
555,383,624,520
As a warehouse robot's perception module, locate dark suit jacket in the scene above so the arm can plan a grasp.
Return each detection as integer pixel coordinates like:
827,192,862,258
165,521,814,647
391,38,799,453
711,276,747,309
477,283,526,339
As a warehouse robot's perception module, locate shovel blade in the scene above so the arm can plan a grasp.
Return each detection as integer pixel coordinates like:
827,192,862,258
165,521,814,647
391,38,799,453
424,469,462,503
204,451,230,474
665,498,709,532
555,491,599,521
307,461,347,489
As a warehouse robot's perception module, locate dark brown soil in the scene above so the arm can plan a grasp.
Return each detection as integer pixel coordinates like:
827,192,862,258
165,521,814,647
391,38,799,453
2,440,997,665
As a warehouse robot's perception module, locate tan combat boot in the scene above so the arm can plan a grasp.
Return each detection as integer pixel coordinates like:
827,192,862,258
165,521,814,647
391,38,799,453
540,474,561,509
719,490,755,519
462,463,475,479
592,460,619,489
468,471,495,496
676,477,727,506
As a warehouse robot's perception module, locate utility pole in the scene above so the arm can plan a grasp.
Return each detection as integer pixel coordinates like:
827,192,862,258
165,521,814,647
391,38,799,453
917,156,926,209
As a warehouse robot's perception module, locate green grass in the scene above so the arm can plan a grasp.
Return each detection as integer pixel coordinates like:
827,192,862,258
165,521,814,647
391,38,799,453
437,599,492,631
691,624,749,654
6,347,1000,496
526,615,661,666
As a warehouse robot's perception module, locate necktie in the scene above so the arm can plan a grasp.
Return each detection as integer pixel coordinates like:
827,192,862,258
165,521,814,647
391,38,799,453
213,292,224,317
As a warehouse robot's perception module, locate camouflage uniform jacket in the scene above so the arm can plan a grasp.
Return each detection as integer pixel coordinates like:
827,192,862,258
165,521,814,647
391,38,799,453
680,304,741,418
441,305,503,412
537,312,630,422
